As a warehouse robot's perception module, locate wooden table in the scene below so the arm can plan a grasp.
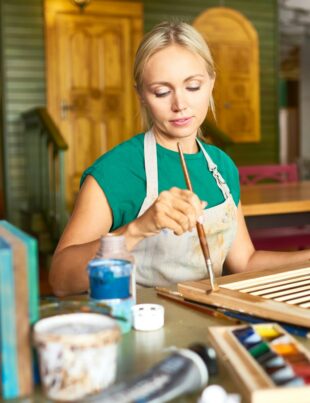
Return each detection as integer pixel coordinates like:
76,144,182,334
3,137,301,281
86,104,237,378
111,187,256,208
11,288,310,402
241,180,310,229
120,289,310,403
117,288,238,402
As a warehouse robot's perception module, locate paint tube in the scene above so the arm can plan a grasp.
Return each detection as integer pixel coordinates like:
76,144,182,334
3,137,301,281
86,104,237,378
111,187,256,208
87,343,217,403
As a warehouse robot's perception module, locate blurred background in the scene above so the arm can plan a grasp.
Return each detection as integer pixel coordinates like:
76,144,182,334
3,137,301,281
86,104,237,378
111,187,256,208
0,0,309,292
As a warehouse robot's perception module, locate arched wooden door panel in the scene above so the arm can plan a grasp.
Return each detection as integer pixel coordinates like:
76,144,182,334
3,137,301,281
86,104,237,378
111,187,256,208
194,7,260,143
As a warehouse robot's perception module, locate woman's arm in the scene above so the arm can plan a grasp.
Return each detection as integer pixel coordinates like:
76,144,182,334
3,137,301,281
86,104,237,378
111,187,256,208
49,176,113,296
50,176,205,296
225,203,310,274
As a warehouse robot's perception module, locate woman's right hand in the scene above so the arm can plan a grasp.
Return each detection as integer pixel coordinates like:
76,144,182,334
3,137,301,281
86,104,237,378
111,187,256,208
133,187,206,238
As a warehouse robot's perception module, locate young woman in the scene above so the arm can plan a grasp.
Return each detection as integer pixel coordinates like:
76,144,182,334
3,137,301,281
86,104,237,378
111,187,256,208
50,21,310,296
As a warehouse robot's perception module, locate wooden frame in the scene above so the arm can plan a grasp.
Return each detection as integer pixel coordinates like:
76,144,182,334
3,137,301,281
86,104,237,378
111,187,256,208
178,262,310,327
208,324,310,403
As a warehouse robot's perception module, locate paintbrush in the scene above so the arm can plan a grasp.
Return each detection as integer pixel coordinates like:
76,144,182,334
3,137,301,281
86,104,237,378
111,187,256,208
156,287,235,322
156,288,310,338
177,142,219,291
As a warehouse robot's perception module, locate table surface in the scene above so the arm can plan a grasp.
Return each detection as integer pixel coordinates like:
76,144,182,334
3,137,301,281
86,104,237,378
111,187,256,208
241,180,310,216
6,288,310,402
116,288,238,402
116,288,310,402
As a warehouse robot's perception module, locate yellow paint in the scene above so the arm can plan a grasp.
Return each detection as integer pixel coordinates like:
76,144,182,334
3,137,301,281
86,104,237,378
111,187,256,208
254,325,282,339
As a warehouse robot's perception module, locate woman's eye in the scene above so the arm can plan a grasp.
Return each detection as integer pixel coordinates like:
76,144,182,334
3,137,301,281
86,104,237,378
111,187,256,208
187,86,200,92
155,91,170,98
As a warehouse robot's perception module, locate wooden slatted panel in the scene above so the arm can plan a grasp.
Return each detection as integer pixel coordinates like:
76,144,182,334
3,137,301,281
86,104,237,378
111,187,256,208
178,264,310,327
144,0,279,165
221,268,310,309
1,0,46,226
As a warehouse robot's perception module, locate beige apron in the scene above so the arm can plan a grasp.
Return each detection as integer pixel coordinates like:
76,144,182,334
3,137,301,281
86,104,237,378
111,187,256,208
132,130,238,287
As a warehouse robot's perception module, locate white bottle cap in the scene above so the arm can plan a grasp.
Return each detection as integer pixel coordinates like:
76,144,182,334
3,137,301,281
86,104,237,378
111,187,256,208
199,385,241,403
199,385,227,403
132,304,164,331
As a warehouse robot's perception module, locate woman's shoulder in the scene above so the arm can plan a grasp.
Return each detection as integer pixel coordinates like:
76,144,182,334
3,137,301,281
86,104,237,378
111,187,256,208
93,133,144,166
80,133,145,184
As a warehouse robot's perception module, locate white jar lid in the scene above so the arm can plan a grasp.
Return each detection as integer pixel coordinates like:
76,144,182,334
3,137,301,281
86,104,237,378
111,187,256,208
132,304,164,331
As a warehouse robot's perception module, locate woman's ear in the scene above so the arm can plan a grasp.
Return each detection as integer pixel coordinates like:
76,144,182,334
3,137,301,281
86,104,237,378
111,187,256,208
134,84,145,104
210,74,216,93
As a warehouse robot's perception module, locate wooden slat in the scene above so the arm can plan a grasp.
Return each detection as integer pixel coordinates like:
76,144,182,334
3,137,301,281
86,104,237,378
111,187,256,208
178,262,310,327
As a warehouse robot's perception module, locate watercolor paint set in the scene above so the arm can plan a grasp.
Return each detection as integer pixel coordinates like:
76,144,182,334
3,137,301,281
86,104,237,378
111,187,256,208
208,323,310,403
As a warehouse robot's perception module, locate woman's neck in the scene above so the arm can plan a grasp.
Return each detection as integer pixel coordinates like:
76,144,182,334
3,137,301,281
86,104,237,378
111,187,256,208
152,129,199,154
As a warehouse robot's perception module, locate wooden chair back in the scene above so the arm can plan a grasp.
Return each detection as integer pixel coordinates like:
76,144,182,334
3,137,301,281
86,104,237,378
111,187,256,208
238,163,298,185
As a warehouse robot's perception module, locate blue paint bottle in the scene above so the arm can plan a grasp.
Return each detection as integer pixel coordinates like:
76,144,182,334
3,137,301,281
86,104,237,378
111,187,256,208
87,234,136,333
88,259,132,300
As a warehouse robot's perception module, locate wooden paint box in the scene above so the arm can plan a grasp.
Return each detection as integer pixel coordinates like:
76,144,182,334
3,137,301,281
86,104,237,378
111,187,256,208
208,323,310,403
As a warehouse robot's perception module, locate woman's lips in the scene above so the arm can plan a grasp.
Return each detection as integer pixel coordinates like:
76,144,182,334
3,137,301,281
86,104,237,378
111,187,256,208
169,117,192,126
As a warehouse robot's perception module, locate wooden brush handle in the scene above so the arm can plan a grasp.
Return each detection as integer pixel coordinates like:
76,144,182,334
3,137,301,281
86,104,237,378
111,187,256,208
177,142,218,291
177,142,210,261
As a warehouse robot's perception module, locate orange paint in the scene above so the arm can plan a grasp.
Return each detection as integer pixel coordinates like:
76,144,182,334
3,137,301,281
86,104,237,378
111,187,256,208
272,343,299,355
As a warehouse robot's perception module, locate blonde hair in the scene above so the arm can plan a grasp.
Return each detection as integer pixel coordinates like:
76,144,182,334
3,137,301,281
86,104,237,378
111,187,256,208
133,20,216,132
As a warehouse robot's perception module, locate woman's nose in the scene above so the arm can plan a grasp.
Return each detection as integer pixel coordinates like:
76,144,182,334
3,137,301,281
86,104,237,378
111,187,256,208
171,91,187,112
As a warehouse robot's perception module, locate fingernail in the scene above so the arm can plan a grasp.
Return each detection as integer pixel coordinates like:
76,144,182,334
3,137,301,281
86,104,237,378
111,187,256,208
197,215,205,224
202,201,208,208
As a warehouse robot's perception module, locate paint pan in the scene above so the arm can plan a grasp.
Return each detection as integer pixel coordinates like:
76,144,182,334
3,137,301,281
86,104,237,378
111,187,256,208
33,313,120,401
236,324,310,387
208,323,310,403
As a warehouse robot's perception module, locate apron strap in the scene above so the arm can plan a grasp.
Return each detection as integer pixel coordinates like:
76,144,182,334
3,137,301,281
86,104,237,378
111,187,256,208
137,130,158,216
196,138,231,199
144,130,158,200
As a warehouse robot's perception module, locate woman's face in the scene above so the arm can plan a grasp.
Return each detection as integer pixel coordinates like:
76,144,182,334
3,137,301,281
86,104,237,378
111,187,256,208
141,44,214,145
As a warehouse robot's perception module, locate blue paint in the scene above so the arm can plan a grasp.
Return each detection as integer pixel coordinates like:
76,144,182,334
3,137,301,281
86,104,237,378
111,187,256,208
88,258,132,300
232,326,253,340
232,326,263,350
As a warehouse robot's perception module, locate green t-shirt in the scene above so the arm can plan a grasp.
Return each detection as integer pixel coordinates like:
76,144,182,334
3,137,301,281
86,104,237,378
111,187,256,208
81,133,240,231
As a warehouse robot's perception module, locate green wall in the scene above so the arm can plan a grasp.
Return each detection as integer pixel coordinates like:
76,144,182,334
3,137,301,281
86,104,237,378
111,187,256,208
143,0,279,165
0,0,45,224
